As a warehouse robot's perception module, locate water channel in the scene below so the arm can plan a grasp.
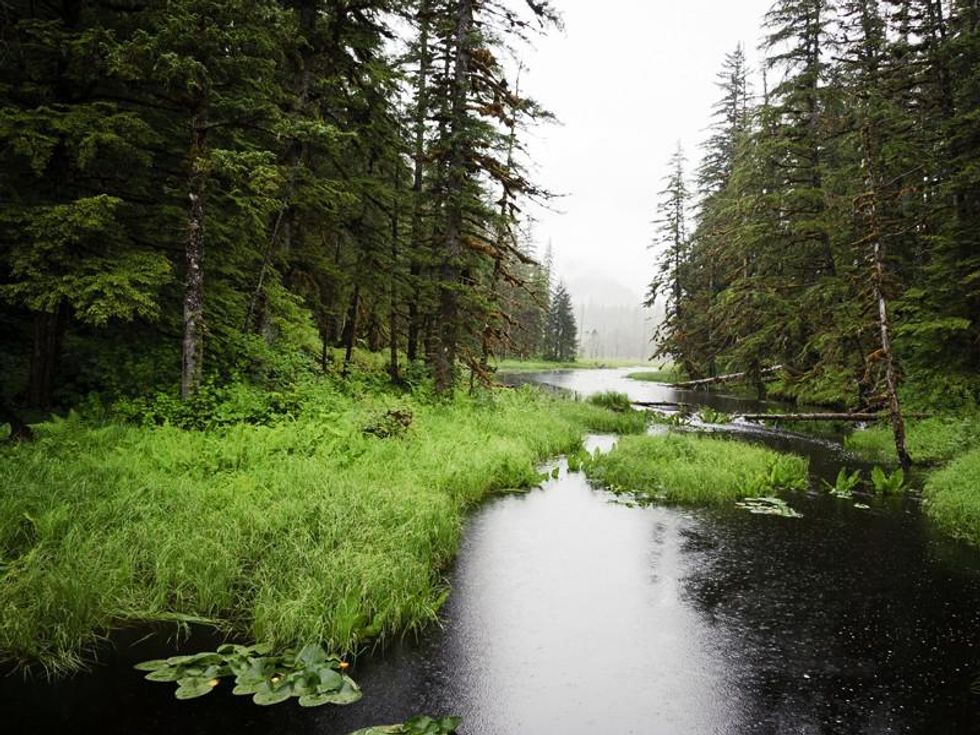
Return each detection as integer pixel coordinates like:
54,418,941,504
4,368,979,734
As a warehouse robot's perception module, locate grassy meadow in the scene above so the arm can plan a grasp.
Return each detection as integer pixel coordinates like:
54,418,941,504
0,381,647,674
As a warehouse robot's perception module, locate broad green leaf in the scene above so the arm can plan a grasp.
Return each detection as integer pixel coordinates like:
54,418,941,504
133,659,169,672
253,689,292,706
174,678,215,699
145,668,182,682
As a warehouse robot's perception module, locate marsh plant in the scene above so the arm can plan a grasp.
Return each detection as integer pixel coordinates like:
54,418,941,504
350,715,462,735
135,643,361,706
696,407,731,425
735,497,803,518
584,434,808,505
587,391,634,413
822,468,863,499
0,385,647,674
870,466,906,494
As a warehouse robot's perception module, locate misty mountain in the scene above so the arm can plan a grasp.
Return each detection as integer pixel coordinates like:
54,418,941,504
562,273,663,361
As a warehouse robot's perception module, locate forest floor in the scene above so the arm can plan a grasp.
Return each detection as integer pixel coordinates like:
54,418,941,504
0,378,648,675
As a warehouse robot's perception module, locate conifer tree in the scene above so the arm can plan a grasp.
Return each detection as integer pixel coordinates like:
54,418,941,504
543,282,577,362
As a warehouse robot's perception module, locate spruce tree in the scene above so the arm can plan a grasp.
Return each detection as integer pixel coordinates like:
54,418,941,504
544,282,577,362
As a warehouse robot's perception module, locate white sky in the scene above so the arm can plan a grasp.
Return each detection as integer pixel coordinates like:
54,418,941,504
517,0,774,303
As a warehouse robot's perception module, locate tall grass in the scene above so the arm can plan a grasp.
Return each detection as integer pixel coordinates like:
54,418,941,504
584,433,809,504
0,384,643,674
924,447,980,546
844,415,980,464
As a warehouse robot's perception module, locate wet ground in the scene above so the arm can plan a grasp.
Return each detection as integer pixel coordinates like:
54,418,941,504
3,369,979,734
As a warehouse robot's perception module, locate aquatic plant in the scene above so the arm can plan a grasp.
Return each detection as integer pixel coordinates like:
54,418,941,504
588,391,633,413
584,434,809,504
822,468,863,499
648,411,690,427
135,643,360,706
565,448,592,472
735,497,803,518
696,407,731,425
348,715,462,735
870,466,906,494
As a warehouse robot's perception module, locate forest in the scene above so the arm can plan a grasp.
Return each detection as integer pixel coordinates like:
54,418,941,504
3,1,980,733
0,0,575,429
650,0,980,416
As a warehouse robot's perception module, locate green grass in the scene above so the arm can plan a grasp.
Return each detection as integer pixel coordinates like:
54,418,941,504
844,415,980,464
587,391,634,413
924,447,980,546
584,433,809,504
0,383,644,674
625,368,686,383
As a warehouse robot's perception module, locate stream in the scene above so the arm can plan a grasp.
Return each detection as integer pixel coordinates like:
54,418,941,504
3,368,979,734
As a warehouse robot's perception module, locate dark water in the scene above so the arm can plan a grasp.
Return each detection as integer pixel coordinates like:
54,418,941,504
3,369,979,734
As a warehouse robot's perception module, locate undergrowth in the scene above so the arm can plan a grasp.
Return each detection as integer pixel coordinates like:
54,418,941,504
0,382,644,674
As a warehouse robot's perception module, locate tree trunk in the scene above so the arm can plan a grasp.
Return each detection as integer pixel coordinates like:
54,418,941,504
243,0,317,335
182,104,208,399
857,117,909,463
342,284,360,376
855,1,912,470
433,0,472,394
389,167,401,382
27,302,67,409
407,0,432,364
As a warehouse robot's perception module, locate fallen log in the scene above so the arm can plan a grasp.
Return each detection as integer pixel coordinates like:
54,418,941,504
631,401,691,409
671,365,783,390
734,412,932,423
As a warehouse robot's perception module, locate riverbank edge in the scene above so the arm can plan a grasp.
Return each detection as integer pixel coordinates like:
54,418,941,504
0,382,648,676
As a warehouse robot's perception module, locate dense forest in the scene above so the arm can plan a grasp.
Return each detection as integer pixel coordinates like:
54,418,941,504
0,0,578,426
649,0,980,419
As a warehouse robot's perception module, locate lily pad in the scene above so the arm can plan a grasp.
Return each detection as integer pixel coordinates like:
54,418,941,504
253,688,292,706
174,677,216,699
735,496,803,518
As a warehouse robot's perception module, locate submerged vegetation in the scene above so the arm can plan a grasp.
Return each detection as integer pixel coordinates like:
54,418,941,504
0,382,645,674
584,433,808,505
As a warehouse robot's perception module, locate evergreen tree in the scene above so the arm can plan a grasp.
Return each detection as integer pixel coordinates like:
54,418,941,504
647,143,692,372
543,282,577,362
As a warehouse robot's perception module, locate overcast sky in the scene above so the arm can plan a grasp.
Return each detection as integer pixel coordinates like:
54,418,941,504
516,0,775,305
